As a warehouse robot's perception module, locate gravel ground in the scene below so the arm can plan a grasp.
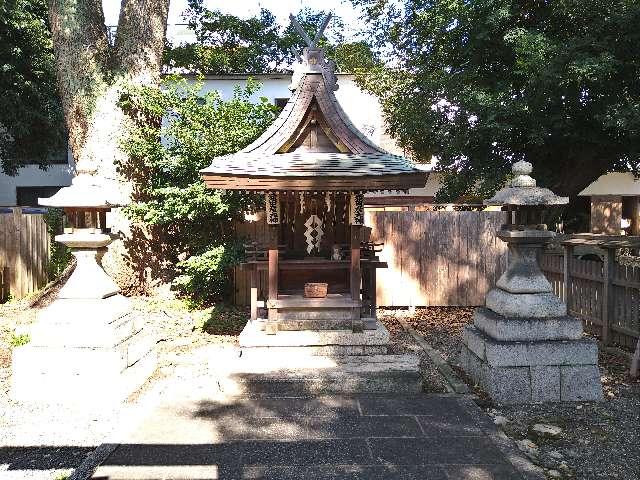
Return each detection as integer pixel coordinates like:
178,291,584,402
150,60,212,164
379,310,449,393
402,306,640,480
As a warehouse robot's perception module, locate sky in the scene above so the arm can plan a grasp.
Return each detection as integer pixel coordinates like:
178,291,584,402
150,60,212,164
102,0,364,43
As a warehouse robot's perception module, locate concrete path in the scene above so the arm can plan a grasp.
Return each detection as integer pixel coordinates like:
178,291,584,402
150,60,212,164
88,394,542,480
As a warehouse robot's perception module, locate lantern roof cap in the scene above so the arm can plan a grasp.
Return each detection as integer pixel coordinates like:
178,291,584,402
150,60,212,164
484,161,568,206
38,174,126,209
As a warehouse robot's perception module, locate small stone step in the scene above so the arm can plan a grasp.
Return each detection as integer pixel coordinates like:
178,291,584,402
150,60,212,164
208,348,422,394
269,317,377,331
239,319,389,348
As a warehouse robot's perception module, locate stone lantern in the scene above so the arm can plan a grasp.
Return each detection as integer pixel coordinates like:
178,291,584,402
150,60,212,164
460,161,603,403
12,174,156,404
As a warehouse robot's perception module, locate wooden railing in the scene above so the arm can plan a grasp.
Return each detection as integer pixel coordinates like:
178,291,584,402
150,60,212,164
233,210,508,307
541,246,640,348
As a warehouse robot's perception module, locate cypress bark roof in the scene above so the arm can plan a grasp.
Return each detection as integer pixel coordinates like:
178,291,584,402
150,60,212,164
201,44,424,192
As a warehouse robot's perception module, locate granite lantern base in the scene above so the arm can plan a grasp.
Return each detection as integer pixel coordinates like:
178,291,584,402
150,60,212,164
12,233,156,404
460,230,603,404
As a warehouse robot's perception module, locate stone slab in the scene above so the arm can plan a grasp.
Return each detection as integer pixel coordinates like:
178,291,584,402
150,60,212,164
276,317,377,331
473,307,583,342
239,319,390,348
12,346,156,404
88,394,541,480
560,365,603,401
207,346,422,394
463,326,598,367
29,296,139,347
531,366,561,402
240,345,388,356
486,289,567,318
460,344,602,404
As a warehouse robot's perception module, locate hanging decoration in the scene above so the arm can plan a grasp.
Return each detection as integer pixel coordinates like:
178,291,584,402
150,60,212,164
304,215,324,254
325,191,331,212
349,191,365,225
265,192,280,224
299,192,306,215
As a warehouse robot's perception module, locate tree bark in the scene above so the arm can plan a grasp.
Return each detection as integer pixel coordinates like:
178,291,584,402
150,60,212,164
47,0,169,292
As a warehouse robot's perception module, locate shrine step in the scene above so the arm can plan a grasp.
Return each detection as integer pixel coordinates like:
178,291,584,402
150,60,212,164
268,317,377,331
208,348,423,394
240,319,389,349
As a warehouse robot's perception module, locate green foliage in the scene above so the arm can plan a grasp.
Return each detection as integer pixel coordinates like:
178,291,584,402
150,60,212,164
193,304,247,335
173,242,243,306
352,0,640,202
44,208,71,279
119,76,277,304
9,333,30,347
164,1,378,74
0,0,65,175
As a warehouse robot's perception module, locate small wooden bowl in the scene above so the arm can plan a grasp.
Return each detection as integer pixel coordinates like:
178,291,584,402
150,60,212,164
304,282,328,298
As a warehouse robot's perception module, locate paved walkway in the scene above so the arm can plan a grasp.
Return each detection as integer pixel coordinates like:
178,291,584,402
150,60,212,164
87,394,541,480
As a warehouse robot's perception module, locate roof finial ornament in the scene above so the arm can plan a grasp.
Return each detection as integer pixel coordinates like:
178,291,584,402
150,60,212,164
288,12,338,92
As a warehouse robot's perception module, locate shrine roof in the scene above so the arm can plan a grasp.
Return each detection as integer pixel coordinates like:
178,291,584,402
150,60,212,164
200,14,424,192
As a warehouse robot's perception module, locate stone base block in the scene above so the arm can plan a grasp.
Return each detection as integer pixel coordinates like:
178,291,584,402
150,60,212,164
12,343,157,404
208,347,422,394
12,306,157,405
239,319,390,352
460,344,602,404
486,288,567,318
473,307,583,342
463,325,598,367
28,295,142,348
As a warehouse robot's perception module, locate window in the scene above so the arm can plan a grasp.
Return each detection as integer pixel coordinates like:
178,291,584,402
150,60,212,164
16,186,62,207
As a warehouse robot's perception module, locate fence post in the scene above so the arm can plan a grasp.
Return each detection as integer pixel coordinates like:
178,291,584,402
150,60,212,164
602,247,615,346
563,244,572,308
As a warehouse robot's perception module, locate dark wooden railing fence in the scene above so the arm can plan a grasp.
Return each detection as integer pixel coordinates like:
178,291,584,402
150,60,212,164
541,249,640,348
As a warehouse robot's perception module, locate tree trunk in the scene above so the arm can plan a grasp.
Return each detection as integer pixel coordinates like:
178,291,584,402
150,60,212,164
47,0,169,292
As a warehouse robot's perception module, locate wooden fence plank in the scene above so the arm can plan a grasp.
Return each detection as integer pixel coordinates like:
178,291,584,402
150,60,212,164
0,209,50,301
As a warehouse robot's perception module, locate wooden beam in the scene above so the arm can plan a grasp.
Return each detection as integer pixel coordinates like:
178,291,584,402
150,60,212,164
250,266,258,321
266,225,279,333
350,225,362,328
602,247,615,346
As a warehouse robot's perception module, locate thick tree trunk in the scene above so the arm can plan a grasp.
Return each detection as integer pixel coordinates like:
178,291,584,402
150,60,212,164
47,0,169,292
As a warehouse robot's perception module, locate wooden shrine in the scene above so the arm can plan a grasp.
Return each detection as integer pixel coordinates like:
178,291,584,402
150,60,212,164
201,14,424,334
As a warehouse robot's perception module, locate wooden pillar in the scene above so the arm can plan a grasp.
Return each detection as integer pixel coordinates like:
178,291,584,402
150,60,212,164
563,244,573,309
350,225,363,332
631,197,640,256
602,247,616,346
266,225,279,334
250,266,258,321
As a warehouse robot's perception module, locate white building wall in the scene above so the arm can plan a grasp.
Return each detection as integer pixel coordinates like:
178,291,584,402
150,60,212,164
0,157,74,206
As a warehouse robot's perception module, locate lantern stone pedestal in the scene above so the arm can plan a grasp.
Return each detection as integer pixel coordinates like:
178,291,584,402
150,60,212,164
460,162,602,404
11,177,156,404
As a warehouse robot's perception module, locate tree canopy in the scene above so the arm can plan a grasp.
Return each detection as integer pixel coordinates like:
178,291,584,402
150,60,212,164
0,0,64,175
164,0,379,74
119,77,277,303
351,0,640,202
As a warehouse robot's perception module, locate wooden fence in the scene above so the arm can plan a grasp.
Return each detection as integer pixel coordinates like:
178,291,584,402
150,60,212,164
541,251,640,348
233,210,508,307
0,207,50,301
